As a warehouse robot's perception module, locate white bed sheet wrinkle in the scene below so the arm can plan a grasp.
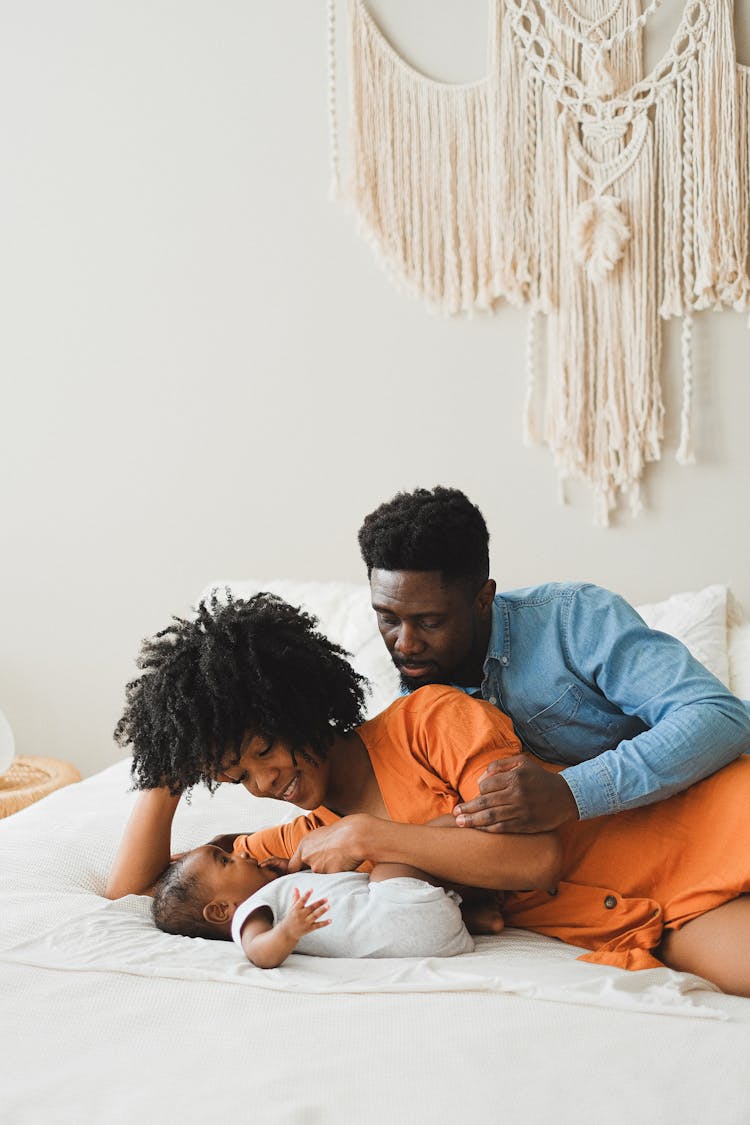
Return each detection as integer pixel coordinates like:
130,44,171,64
2,890,725,1018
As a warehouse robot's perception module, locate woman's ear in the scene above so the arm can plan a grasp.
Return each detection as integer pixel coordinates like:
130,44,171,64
203,899,232,925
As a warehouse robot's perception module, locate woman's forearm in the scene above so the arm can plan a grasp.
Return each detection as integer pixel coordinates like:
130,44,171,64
104,787,182,898
288,814,561,891
353,815,561,891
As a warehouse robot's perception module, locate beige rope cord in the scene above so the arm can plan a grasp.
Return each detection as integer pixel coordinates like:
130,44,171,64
0,756,81,818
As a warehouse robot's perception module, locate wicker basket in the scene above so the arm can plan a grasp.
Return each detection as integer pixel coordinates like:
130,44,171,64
0,756,81,818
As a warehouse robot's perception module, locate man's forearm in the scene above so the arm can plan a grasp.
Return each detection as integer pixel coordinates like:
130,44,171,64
564,698,750,819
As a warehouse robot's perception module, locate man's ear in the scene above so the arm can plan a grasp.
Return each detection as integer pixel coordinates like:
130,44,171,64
203,899,232,925
476,579,496,615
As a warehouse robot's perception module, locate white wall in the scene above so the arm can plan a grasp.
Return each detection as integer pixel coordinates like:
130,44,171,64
2,1,749,778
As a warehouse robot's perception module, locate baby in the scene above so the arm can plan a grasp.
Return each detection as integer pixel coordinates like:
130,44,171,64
153,840,474,967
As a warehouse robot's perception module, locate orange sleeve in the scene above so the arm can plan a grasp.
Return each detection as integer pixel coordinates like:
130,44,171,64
420,689,522,803
233,806,371,872
234,807,338,863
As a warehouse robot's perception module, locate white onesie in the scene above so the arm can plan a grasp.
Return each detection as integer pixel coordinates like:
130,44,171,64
230,870,474,958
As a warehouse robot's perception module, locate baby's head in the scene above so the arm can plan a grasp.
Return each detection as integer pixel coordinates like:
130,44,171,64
152,845,275,940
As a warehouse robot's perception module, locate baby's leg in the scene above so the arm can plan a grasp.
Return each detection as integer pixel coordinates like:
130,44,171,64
658,895,750,997
458,888,505,935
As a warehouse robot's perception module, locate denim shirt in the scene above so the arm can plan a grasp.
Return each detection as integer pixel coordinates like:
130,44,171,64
480,583,750,819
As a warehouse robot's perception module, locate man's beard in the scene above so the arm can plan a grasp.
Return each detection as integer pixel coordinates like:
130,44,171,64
396,662,450,693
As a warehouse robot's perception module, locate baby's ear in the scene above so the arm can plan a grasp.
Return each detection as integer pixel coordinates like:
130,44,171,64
203,899,232,925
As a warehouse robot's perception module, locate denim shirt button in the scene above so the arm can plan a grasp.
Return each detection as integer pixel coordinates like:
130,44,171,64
500,656,509,665
604,895,617,909
489,696,498,706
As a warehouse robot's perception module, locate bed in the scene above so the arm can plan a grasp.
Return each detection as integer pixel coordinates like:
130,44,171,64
3,578,750,1124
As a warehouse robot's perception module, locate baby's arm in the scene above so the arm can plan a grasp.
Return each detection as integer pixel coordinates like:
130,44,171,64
239,889,331,969
105,787,181,898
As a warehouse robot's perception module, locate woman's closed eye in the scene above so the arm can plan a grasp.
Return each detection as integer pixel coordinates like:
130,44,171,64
219,769,249,785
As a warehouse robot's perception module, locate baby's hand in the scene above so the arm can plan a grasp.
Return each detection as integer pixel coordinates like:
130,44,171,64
281,888,331,942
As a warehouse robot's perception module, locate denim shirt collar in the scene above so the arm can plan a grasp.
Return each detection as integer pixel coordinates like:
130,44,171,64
484,597,510,672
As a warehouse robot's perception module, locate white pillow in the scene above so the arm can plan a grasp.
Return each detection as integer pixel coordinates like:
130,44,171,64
635,585,730,687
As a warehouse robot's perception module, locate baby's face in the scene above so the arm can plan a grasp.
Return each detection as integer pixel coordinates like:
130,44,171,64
181,844,275,908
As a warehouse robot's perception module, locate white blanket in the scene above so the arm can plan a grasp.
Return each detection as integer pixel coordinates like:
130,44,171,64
0,758,729,1018
2,745,750,1124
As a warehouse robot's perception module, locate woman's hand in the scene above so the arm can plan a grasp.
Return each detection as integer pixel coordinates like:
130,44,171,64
287,816,371,874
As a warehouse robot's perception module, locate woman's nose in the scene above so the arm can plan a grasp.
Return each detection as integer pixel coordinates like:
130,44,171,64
244,766,278,798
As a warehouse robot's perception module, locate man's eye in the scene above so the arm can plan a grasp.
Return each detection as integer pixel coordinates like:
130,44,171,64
221,855,230,865
420,620,442,630
257,743,273,759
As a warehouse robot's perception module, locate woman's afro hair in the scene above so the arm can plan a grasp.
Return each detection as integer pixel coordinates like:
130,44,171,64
114,592,368,794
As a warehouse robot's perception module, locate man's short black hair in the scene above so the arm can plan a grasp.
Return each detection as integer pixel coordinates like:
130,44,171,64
358,486,490,585
115,592,367,794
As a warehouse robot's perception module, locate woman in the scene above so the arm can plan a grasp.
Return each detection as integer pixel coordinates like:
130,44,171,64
111,593,750,995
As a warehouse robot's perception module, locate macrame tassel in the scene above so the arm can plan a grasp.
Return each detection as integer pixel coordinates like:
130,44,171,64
326,0,341,201
493,11,534,304
676,313,696,465
572,195,631,283
737,66,750,320
545,110,662,525
523,308,539,444
655,81,683,318
692,0,747,310
586,47,616,99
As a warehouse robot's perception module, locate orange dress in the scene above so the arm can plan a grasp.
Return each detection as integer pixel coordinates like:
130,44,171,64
242,685,750,970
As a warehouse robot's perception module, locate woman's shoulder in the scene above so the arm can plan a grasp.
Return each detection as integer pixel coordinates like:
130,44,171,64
362,684,514,739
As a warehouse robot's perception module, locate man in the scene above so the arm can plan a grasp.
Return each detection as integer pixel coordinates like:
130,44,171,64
358,486,750,833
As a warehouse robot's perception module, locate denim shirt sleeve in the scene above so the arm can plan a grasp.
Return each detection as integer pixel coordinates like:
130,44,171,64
560,585,750,819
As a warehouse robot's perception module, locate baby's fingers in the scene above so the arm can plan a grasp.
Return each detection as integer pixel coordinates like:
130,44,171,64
302,896,329,916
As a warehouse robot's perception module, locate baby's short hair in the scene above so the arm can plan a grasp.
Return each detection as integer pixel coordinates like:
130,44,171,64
152,858,220,941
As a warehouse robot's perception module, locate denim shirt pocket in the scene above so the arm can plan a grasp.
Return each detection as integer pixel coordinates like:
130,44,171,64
525,684,618,758
528,684,583,734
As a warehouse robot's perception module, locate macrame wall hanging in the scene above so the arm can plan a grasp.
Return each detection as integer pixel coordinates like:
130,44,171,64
327,0,750,525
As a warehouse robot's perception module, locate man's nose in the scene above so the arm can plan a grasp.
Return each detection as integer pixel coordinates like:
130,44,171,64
395,623,425,657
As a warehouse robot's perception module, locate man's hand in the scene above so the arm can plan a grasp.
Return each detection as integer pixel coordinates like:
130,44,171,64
453,755,579,833
287,817,368,874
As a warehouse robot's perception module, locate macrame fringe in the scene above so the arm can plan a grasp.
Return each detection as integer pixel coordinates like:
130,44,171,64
339,0,750,522
347,0,494,315
676,313,696,465
523,308,539,444
326,0,341,201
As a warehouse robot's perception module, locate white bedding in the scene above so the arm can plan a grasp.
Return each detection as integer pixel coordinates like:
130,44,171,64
2,580,750,1124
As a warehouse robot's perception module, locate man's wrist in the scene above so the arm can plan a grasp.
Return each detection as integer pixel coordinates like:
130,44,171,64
557,774,581,823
